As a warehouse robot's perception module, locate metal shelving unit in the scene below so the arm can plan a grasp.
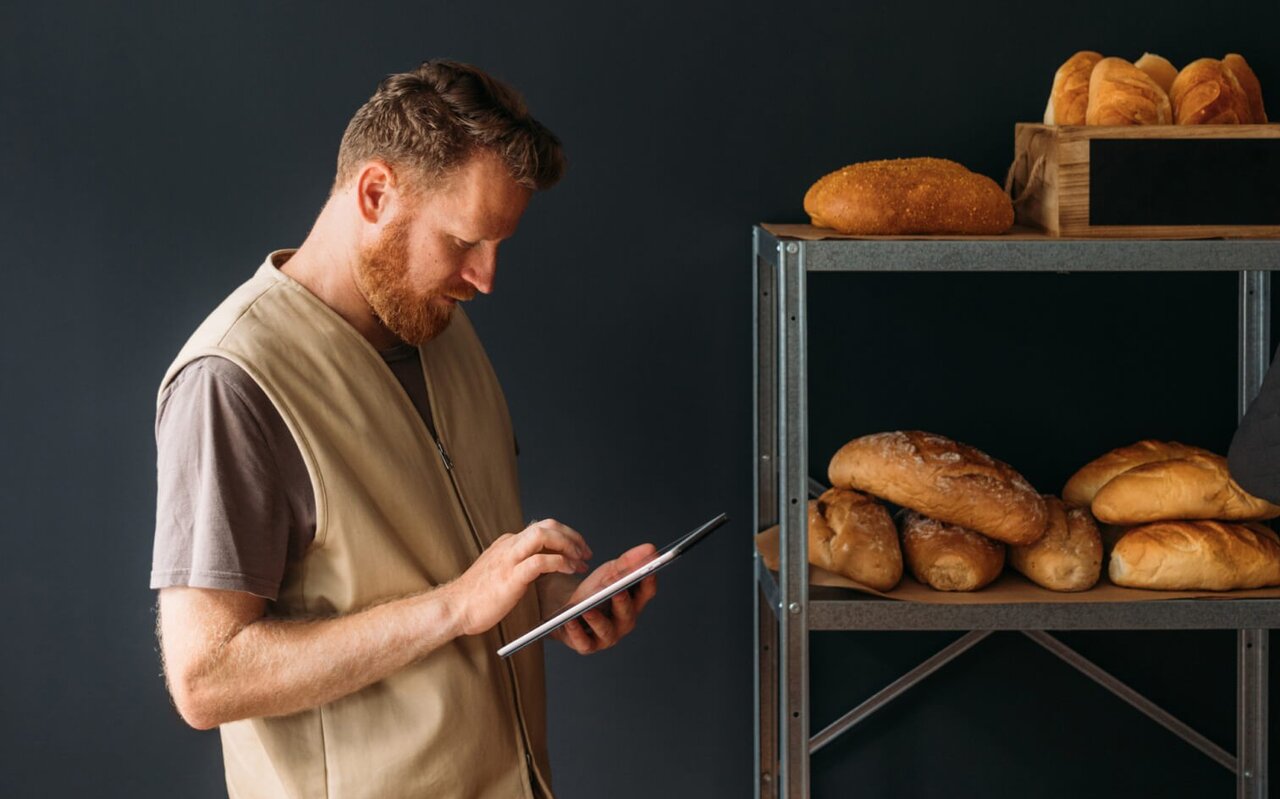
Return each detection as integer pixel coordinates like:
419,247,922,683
752,224,1280,799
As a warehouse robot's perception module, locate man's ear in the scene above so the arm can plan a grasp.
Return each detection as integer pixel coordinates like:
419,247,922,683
355,159,401,226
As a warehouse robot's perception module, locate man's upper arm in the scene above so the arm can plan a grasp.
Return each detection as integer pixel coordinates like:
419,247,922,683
152,356,303,600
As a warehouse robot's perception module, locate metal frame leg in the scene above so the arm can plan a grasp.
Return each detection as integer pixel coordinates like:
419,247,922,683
754,229,780,798
1239,270,1271,799
777,240,809,798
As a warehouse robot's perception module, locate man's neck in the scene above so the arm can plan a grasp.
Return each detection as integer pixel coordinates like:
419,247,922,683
279,208,401,351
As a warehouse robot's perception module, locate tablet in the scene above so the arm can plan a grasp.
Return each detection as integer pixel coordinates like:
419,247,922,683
497,512,729,658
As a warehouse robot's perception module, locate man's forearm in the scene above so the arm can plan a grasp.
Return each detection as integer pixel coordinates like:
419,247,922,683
165,586,462,729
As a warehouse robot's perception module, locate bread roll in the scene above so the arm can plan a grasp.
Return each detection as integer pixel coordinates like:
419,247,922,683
803,158,1014,236
901,510,1005,591
1062,440,1216,507
1171,58,1252,124
807,488,903,591
1223,53,1267,123
1134,53,1178,96
828,430,1047,545
1109,520,1280,590
1086,57,1172,125
1045,51,1103,125
1091,450,1280,524
1008,497,1102,591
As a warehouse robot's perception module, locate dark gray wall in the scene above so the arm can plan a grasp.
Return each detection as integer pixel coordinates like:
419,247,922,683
3,1,1278,796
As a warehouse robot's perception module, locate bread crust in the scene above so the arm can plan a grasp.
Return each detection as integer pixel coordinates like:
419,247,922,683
1134,53,1178,96
1109,520,1280,590
1091,450,1280,524
1063,440,1214,507
901,510,1005,591
1008,496,1102,591
803,158,1013,235
828,430,1047,545
1171,58,1252,124
807,488,903,591
1086,57,1172,125
1047,50,1103,125
1222,53,1267,123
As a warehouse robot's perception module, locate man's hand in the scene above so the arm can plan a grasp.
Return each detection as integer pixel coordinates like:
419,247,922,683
442,519,592,636
551,543,659,655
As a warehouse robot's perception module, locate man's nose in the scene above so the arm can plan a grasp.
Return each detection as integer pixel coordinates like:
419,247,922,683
461,248,497,295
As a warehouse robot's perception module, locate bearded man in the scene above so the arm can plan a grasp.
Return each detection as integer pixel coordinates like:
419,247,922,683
150,60,657,799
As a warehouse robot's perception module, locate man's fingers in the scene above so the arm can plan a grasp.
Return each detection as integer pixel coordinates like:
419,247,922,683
632,575,658,614
514,521,591,562
582,609,616,646
561,619,596,654
519,553,587,583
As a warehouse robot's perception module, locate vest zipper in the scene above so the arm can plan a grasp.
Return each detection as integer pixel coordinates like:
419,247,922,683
434,436,454,471
419,377,541,798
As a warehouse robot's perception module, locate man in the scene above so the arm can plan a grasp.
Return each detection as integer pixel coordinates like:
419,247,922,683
151,60,657,799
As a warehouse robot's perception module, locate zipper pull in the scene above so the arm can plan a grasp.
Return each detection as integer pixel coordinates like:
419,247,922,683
435,436,454,471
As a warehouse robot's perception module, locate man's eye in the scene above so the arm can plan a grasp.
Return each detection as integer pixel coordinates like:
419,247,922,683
454,238,478,250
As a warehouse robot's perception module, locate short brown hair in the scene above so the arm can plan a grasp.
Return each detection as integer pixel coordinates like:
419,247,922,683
333,59,565,195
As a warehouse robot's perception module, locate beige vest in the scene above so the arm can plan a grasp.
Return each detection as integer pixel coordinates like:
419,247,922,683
159,251,554,799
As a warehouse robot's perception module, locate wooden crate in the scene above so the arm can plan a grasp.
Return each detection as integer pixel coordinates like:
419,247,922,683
1007,122,1280,237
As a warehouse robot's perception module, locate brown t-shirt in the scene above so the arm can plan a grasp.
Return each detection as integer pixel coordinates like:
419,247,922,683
150,342,441,601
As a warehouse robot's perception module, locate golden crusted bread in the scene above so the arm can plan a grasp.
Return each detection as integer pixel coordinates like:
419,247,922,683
1171,58,1252,124
1086,57,1171,125
1091,449,1280,524
900,510,1005,591
828,430,1047,545
1062,440,1216,507
1134,53,1178,96
803,157,1014,235
1008,497,1102,592
1223,53,1267,123
806,488,903,591
1109,520,1280,590
1045,50,1102,125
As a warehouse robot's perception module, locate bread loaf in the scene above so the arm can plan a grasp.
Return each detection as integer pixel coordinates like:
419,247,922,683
1134,53,1178,96
901,510,1005,591
1008,496,1102,592
1086,57,1172,125
1091,449,1280,524
1109,520,1280,590
803,158,1014,236
828,430,1047,545
1222,53,1267,123
807,488,903,591
1062,440,1216,507
1171,58,1252,124
1045,51,1103,125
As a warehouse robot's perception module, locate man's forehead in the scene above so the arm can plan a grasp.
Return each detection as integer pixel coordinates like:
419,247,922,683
412,155,529,238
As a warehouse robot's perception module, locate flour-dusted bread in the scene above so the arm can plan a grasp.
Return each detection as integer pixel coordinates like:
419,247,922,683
1091,449,1280,524
828,430,1047,545
803,158,1014,235
1008,496,1102,592
807,488,903,591
1062,440,1215,507
1045,50,1103,125
900,510,1005,591
1109,520,1280,590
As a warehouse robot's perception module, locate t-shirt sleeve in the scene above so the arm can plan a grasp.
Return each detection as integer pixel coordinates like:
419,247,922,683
151,356,293,600
1228,342,1280,506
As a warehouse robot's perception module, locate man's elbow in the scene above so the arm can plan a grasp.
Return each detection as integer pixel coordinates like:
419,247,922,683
167,666,224,730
